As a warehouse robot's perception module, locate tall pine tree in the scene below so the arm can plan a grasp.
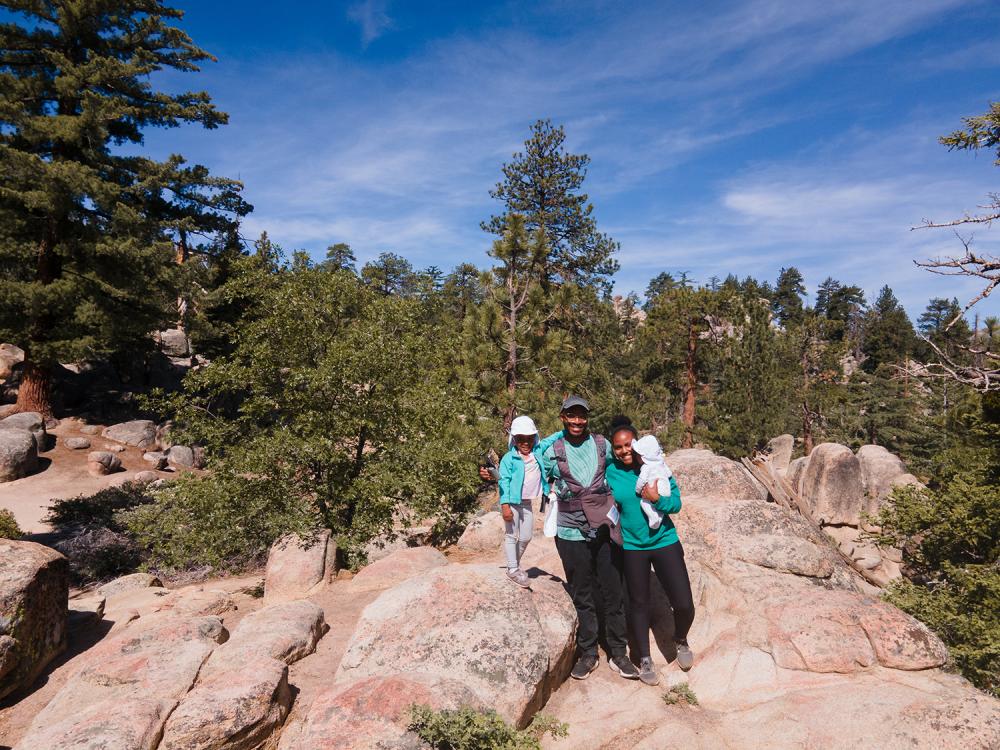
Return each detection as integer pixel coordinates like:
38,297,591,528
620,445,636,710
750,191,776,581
0,0,249,414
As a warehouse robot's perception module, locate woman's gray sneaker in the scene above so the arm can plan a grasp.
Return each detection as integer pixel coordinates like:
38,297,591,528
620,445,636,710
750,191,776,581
638,657,659,685
609,653,640,679
675,642,694,671
570,653,599,680
506,569,530,588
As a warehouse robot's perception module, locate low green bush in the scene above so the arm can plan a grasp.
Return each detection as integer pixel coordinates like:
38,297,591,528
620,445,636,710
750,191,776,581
408,705,567,750
0,508,22,539
662,682,699,706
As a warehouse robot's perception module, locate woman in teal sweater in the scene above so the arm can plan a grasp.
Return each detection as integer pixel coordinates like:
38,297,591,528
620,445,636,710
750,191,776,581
606,416,695,686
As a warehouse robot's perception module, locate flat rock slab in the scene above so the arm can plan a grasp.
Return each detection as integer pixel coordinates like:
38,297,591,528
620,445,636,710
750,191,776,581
279,673,484,750
204,599,326,676
102,419,157,449
14,696,174,750
337,562,576,727
160,656,291,750
63,436,91,449
351,546,448,592
0,539,68,700
20,615,227,745
264,530,337,604
98,571,163,599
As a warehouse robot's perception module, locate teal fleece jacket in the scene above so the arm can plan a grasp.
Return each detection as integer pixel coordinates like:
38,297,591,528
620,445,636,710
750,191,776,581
498,444,551,505
605,458,682,551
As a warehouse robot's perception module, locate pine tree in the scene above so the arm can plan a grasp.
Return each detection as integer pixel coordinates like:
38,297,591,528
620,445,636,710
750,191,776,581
0,1,249,414
860,285,916,372
644,271,678,308
482,119,619,293
360,252,418,296
322,243,356,272
771,267,806,327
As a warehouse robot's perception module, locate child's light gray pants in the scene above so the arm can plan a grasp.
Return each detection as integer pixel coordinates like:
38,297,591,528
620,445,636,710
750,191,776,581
504,499,534,571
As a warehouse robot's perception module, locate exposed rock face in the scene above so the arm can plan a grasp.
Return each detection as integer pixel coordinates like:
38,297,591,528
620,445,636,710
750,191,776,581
142,450,168,470
799,442,865,526
63,436,91,449
786,455,807,494
204,600,326,676
350,546,448,592
264,530,337,604
0,428,38,481
17,615,228,748
280,673,485,750
0,540,68,700
97,572,163,599
857,444,906,499
160,657,291,750
158,327,190,358
337,563,576,728
102,419,157,449
456,510,506,552
666,449,767,501
764,434,794,472
87,450,122,476
0,411,47,451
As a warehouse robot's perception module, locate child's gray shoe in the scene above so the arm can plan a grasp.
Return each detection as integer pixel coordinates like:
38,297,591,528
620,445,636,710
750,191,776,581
638,657,659,686
675,641,694,671
506,569,530,588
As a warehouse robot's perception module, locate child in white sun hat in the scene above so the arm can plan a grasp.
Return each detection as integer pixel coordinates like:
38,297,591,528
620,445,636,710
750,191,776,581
631,434,673,530
497,415,550,588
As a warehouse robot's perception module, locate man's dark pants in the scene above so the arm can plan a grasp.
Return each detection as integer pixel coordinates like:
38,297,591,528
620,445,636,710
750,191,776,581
555,526,628,658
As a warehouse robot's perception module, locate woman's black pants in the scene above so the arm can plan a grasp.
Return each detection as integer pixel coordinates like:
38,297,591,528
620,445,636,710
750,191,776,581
623,541,695,659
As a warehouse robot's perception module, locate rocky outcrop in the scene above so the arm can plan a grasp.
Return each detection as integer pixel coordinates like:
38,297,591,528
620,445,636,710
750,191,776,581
799,442,864,525
0,343,24,381
16,614,227,749
764,434,794,472
166,444,204,468
336,563,576,728
263,530,337,604
102,419,157,449
97,572,163,599
0,541,68,700
0,428,38,482
350,546,448,592
456,510,505,552
667,449,766,501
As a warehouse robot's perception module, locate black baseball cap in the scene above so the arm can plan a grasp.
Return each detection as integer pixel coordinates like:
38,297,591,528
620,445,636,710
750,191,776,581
560,395,590,412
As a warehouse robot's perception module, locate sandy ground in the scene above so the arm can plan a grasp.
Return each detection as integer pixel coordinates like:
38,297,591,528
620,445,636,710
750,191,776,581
0,417,185,534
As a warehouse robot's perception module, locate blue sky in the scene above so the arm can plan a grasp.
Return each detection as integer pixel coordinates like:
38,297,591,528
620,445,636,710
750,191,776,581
143,0,1000,319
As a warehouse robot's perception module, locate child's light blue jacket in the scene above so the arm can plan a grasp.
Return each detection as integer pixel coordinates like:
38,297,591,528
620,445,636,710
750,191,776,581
498,442,551,505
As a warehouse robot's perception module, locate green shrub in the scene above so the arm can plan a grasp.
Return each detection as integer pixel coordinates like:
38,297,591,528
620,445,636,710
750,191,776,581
408,705,567,750
662,682,699,706
120,470,321,573
0,508,22,539
45,484,151,582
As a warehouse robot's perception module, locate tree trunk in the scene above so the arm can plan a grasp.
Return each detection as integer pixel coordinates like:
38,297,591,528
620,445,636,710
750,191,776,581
682,317,697,448
15,360,53,417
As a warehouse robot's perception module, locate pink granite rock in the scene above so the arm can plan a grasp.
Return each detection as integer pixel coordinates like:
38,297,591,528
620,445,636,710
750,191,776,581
14,697,173,750
666,449,766,501
456,510,506,552
351,545,448,592
263,530,337,603
799,443,865,526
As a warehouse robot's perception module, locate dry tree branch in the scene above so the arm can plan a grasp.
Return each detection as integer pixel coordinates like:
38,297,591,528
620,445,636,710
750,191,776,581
913,234,1000,331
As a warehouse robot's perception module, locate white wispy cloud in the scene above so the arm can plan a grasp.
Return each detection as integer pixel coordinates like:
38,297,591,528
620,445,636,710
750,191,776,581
347,0,394,47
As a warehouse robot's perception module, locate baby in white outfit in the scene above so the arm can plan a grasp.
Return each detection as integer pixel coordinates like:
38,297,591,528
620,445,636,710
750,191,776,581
631,435,673,529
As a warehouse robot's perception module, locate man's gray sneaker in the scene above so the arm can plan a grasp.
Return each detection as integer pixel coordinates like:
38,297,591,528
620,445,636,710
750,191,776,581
675,641,694,671
506,569,530,588
609,654,639,680
570,653,599,680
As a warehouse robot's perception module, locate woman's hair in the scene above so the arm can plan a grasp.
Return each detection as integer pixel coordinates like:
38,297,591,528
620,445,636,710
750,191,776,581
608,414,638,440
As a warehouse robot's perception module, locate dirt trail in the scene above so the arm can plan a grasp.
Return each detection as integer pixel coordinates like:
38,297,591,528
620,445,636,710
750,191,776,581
0,418,185,534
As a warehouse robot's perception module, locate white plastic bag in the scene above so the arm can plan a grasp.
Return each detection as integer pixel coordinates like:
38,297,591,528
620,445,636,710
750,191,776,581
543,492,559,537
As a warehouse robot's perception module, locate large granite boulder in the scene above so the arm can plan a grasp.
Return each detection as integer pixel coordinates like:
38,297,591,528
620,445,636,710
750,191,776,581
455,510,505,552
0,411,47,450
337,563,576,728
856,444,906,499
263,530,337,604
87,450,122,476
17,614,227,748
764,434,794,472
97,572,162,600
0,343,24,381
799,443,864,526
0,427,38,482
0,540,68,699
666,448,767,501
102,419,157,449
